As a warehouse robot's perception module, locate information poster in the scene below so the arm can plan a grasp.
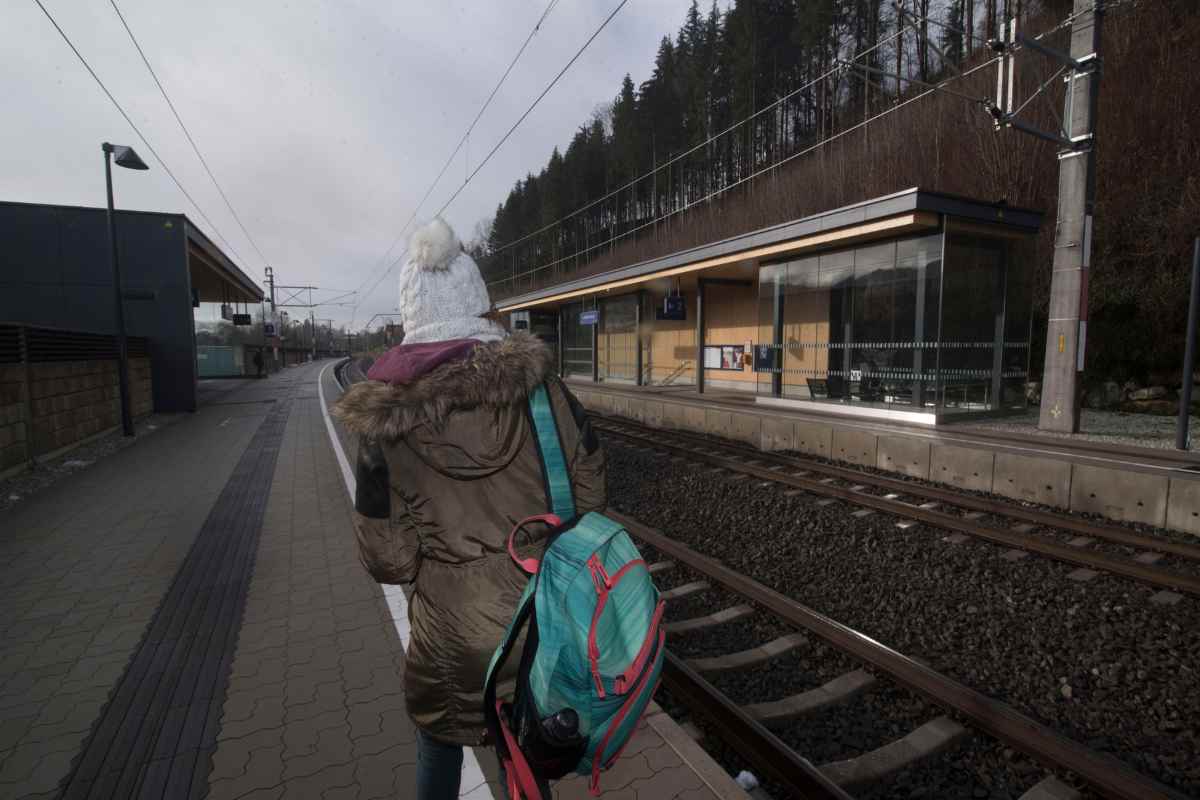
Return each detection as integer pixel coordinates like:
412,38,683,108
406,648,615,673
704,345,745,371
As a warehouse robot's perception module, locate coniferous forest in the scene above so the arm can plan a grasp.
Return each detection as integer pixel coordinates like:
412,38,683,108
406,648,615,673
476,0,1199,384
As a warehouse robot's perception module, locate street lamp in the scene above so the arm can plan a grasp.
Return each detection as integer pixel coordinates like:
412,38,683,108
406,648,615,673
102,142,149,437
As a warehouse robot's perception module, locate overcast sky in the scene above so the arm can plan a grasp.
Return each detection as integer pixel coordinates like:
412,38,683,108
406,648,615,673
3,0,701,329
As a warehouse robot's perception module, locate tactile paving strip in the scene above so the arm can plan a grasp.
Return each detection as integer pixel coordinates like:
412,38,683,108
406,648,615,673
58,398,293,800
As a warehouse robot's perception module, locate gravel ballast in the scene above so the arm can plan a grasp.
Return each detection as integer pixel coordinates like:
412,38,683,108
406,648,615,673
609,441,1200,797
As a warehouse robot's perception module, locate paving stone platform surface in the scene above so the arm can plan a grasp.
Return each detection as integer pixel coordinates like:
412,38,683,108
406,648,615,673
0,361,747,800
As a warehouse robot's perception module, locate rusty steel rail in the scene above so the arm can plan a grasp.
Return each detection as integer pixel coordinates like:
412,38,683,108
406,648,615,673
594,417,1200,564
661,653,853,800
617,512,1189,800
599,423,1200,597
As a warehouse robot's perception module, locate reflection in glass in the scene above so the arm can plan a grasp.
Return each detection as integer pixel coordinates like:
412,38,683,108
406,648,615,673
755,223,1029,419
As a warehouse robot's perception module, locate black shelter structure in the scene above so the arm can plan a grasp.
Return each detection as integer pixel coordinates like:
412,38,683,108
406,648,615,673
0,201,263,412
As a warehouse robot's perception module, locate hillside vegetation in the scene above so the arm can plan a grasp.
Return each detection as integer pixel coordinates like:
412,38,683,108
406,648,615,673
477,0,1199,384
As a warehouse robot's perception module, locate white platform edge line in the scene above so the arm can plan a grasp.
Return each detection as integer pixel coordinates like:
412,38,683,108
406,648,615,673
317,361,496,800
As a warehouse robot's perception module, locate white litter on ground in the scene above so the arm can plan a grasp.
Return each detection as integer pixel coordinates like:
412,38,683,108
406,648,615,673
8,494,19,502
735,770,760,791
64,460,91,468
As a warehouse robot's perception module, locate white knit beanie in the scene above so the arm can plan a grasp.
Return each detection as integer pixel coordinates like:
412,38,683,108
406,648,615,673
397,218,506,345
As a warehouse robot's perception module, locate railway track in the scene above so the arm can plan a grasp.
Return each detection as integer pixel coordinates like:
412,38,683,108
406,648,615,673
623,512,1188,800
592,416,1200,598
330,366,1189,797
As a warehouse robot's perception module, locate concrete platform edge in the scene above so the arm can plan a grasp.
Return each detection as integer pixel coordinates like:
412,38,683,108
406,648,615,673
643,703,751,799
570,383,1200,537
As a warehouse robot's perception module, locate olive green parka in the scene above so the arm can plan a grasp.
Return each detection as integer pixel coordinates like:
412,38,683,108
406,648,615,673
332,332,605,745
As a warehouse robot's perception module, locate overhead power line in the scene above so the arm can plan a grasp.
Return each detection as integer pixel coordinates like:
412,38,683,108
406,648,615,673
358,0,630,312
108,0,273,271
433,0,630,220
351,0,563,322
30,0,246,266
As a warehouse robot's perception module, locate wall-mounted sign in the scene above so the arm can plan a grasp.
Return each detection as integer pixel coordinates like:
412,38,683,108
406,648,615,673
579,310,599,325
656,294,686,321
263,322,277,337
753,344,776,372
233,313,252,326
220,303,233,321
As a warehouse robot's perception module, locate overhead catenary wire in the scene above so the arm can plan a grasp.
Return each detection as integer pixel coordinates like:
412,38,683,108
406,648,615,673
30,0,247,266
484,0,1101,272
108,0,274,272
498,53,1004,286
358,0,629,313
350,0,563,323
486,21,910,259
432,0,630,221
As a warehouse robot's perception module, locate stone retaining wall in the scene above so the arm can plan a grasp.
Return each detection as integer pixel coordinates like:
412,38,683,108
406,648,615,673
0,358,152,474
572,385,1200,538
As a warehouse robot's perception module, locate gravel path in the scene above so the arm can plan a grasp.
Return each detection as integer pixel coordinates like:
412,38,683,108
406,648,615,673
609,441,1200,797
0,413,181,514
947,408,1199,451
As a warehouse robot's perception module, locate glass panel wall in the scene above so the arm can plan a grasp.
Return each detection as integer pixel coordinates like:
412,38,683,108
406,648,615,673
756,224,1032,418
763,233,943,410
601,294,638,382
561,300,594,379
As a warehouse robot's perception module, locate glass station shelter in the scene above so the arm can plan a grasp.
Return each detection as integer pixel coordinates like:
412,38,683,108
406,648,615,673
499,189,1042,425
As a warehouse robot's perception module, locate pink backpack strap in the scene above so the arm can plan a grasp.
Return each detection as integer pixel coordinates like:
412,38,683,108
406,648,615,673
507,514,562,574
495,701,545,799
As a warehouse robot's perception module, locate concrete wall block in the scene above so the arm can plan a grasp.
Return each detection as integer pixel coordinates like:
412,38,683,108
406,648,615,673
683,405,707,433
930,444,994,493
1,402,23,426
761,417,795,452
661,401,685,430
1070,465,1168,528
1,441,28,470
0,424,15,448
876,435,931,479
794,420,833,458
704,408,734,437
609,394,632,420
626,398,647,425
0,364,25,383
643,400,664,428
993,453,1071,508
1166,478,1200,537
832,428,878,467
0,383,22,406
731,414,761,447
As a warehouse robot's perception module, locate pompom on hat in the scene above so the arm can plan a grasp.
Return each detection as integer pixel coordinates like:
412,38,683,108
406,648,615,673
396,218,506,345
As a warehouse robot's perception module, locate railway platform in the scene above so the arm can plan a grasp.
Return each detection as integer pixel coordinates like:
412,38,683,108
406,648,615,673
0,361,748,800
565,380,1200,537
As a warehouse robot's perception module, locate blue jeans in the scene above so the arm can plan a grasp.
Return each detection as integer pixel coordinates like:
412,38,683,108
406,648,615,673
416,728,552,800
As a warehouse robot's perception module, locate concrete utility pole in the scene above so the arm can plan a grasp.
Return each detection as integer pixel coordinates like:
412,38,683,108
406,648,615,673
1038,0,1103,433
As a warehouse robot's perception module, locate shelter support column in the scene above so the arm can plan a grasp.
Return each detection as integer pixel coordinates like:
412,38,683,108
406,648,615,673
696,280,706,394
635,290,644,387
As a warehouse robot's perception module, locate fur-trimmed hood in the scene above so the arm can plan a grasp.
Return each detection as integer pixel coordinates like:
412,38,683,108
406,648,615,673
333,331,554,441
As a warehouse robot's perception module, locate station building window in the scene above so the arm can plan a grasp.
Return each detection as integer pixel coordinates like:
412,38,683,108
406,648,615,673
756,222,1032,419
599,295,638,383
561,300,594,379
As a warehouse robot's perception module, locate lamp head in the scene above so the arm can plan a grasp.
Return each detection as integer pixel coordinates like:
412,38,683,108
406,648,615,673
103,142,149,170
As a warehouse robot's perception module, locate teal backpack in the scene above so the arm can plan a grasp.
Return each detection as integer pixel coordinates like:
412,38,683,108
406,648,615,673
483,383,665,799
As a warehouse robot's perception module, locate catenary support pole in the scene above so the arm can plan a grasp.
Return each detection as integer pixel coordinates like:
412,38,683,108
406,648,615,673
1038,0,1103,433
103,146,134,437
1176,238,1200,450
